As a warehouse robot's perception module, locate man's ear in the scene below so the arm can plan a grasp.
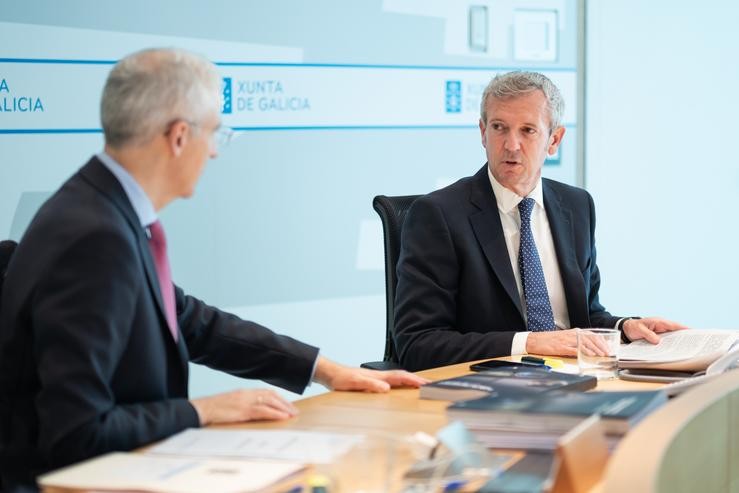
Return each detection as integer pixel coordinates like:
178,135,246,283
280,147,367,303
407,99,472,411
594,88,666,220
479,119,487,149
548,126,565,155
166,120,190,157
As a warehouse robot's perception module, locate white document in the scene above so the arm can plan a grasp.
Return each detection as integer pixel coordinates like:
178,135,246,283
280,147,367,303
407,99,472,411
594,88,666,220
618,329,739,371
147,428,363,464
37,452,305,493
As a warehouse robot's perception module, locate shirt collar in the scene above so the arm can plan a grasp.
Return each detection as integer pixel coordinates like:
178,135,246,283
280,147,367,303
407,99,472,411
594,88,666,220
487,166,544,214
97,151,158,228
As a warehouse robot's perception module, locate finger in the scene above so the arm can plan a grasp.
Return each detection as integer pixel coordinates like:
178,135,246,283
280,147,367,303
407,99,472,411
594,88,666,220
352,375,391,393
643,329,661,344
655,323,689,332
251,405,293,421
260,392,299,416
632,325,661,344
580,335,602,357
592,334,613,355
560,344,578,357
378,371,429,388
641,318,689,332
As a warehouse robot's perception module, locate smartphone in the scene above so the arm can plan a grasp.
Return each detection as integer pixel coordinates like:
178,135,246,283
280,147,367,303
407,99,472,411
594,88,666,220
469,359,549,372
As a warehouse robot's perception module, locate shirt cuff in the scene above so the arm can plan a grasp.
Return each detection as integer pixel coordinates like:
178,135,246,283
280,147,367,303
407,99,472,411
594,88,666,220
307,351,320,387
511,332,530,355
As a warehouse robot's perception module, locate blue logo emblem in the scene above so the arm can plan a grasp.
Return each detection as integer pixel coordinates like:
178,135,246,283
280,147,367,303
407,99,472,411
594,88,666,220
445,80,462,113
222,77,232,114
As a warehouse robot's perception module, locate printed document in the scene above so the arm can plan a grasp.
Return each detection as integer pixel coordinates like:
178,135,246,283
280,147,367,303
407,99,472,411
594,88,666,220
619,329,739,371
38,452,305,493
146,428,363,464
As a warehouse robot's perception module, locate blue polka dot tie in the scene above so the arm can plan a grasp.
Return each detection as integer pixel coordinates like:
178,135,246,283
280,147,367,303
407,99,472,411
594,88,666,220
517,198,555,332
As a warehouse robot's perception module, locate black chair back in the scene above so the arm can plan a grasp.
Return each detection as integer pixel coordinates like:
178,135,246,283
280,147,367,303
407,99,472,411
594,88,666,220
360,195,420,370
0,240,18,303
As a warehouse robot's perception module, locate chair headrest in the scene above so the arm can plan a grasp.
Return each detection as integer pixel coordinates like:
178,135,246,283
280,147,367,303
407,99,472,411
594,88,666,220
0,240,18,276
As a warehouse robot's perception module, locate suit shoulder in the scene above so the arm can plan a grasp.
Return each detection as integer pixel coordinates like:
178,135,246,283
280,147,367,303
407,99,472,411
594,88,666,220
415,174,477,208
544,178,593,202
22,171,138,258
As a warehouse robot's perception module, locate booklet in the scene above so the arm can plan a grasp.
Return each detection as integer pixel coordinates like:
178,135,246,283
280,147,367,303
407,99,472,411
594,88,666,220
618,329,739,372
448,390,667,437
420,367,596,401
37,452,306,493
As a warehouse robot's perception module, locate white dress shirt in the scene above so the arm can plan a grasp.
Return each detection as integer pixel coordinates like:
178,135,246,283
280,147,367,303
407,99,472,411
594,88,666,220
487,169,571,355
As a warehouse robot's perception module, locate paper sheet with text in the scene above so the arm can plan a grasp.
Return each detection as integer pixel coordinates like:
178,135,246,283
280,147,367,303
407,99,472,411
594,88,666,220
146,428,363,464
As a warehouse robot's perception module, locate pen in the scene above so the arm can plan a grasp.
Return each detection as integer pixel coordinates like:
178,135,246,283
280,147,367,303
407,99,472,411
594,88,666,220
443,480,468,492
521,355,564,369
521,356,546,365
307,474,331,493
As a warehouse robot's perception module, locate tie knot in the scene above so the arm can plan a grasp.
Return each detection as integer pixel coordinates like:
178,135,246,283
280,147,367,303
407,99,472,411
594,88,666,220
518,197,535,222
148,220,166,249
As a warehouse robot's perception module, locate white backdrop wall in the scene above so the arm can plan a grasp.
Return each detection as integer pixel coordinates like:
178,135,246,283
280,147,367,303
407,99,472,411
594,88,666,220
586,0,739,329
1,0,579,399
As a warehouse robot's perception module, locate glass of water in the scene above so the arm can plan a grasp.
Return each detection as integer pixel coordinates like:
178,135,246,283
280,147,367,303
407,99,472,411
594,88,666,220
577,328,620,380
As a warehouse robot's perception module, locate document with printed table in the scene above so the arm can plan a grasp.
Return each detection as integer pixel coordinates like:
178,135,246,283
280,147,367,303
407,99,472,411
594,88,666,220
146,428,363,464
618,329,739,372
37,452,306,493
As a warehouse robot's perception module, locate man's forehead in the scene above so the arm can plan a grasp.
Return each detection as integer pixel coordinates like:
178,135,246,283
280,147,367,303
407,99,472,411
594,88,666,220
486,93,549,123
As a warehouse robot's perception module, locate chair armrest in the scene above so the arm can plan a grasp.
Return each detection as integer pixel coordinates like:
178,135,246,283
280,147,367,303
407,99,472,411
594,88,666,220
360,360,404,371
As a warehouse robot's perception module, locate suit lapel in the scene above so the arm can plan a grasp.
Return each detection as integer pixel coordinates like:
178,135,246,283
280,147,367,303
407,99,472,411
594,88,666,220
468,166,524,319
80,158,188,359
543,180,588,325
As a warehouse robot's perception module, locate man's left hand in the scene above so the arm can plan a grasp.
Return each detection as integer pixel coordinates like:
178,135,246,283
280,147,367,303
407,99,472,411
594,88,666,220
622,317,688,344
314,357,429,392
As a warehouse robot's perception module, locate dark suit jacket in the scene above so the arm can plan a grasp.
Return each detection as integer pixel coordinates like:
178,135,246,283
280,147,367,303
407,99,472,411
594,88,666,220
394,165,620,371
0,157,319,486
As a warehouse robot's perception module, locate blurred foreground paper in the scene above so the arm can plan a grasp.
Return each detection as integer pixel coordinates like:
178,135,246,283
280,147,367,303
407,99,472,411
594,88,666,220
38,452,305,493
147,428,363,464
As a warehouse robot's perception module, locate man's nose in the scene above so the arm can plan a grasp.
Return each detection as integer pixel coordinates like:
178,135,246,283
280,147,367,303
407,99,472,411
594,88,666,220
504,133,521,152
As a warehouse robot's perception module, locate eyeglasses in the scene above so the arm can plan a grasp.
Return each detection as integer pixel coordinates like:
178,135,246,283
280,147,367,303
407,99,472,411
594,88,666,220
213,126,234,148
164,119,235,148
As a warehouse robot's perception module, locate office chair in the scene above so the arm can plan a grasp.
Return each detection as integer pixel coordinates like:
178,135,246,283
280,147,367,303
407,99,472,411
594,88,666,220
361,194,420,371
0,240,18,303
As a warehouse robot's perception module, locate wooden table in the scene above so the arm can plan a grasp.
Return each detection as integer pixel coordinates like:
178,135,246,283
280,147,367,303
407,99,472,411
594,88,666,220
43,358,673,493
221,358,664,492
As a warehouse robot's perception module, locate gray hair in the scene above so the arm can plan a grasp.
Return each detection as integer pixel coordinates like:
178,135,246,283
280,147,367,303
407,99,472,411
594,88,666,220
101,48,222,147
479,71,564,132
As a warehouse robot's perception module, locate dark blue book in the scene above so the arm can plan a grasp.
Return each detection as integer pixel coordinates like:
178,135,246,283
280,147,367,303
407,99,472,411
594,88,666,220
420,367,596,401
448,390,667,436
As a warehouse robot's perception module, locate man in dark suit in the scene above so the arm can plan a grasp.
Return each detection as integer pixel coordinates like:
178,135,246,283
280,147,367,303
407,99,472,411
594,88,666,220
394,71,684,371
0,48,425,491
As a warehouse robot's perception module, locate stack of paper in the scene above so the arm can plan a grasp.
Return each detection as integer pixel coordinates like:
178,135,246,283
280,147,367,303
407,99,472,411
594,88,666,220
38,452,305,493
618,329,739,372
146,428,363,464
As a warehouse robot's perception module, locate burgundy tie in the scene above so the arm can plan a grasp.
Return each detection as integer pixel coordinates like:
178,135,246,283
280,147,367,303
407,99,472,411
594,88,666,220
147,220,178,341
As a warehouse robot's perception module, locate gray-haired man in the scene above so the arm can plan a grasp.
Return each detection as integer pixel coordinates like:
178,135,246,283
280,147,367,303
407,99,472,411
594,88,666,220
393,71,685,371
0,48,425,491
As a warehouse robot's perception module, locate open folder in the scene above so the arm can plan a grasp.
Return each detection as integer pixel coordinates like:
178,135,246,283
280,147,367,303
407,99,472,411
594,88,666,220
618,329,739,372
37,452,306,493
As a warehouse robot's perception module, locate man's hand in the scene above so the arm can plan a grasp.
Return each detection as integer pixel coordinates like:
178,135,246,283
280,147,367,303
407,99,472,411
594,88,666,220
190,389,298,426
622,317,688,344
525,329,578,356
313,357,429,392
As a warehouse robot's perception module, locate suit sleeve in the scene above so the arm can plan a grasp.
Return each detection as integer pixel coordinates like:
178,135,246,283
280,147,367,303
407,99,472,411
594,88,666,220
33,229,199,469
394,198,517,371
583,192,620,328
175,290,319,395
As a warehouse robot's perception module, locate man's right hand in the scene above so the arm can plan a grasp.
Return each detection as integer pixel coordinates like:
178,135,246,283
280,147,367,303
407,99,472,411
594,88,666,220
525,328,579,356
190,389,298,426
